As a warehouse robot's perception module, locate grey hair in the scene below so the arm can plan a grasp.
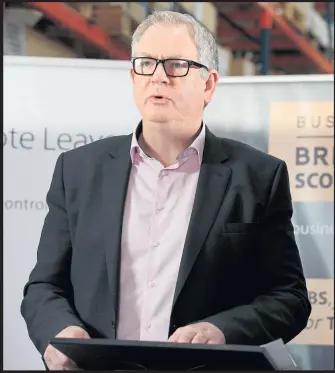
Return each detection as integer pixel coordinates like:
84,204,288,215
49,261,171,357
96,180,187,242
131,10,219,78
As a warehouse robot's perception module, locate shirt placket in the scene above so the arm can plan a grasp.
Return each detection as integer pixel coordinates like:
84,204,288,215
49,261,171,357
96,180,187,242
140,164,170,339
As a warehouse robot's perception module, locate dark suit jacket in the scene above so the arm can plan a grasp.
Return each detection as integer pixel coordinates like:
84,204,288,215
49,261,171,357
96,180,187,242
21,126,311,355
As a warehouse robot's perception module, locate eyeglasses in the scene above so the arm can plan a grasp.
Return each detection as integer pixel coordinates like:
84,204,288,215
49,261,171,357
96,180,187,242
132,57,209,77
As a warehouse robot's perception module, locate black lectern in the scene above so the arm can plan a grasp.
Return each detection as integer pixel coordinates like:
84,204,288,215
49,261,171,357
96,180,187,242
50,337,298,371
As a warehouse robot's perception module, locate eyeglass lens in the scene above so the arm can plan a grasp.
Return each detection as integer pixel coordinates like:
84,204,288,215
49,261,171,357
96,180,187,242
134,58,189,76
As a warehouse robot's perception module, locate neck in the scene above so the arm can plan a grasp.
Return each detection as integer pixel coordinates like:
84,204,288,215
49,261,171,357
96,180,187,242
140,120,202,167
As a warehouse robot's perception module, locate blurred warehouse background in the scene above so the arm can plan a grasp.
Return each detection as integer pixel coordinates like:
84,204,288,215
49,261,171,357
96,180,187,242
3,1,335,75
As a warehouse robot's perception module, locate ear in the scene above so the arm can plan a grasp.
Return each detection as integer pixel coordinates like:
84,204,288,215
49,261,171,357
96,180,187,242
204,70,220,106
130,68,135,84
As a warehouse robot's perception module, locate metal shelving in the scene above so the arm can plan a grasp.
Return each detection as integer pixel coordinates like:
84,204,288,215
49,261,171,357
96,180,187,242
25,2,130,60
5,2,335,75
257,2,333,73
215,2,334,74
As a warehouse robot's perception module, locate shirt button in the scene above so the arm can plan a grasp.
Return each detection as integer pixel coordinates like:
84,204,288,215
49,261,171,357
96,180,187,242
146,323,151,329
157,205,164,211
149,281,155,288
153,241,160,247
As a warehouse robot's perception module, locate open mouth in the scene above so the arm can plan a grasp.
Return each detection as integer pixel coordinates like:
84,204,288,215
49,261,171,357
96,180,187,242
149,95,169,103
150,95,169,103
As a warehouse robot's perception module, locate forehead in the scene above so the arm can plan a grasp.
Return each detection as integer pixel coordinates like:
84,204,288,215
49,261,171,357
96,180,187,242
136,23,198,60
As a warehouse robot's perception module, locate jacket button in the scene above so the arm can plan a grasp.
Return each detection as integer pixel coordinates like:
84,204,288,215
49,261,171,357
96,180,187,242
111,321,115,328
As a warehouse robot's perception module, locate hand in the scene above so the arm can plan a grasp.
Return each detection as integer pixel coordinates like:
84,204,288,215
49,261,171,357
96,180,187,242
168,322,225,344
43,325,90,370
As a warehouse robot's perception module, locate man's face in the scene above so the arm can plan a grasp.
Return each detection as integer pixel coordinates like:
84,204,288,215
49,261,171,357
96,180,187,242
130,23,218,129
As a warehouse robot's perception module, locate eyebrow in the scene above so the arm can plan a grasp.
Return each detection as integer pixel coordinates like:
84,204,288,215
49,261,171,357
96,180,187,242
137,53,188,59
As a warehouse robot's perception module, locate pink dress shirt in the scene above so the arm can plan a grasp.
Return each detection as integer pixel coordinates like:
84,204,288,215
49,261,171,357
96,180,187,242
117,125,206,342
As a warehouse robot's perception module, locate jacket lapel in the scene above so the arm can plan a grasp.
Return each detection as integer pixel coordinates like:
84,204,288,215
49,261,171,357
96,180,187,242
102,136,132,311
173,128,231,307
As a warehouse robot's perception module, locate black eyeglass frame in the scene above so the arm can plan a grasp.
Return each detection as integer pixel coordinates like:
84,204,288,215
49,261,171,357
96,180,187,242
131,57,209,77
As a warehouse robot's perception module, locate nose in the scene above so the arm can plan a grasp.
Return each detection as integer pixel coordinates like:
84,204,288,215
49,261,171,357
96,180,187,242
151,62,169,84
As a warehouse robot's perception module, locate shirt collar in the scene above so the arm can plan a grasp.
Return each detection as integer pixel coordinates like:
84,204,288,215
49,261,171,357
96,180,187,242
130,122,206,165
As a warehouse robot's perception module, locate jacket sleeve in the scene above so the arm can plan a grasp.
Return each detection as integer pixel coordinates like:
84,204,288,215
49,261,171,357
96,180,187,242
21,152,87,355
202,161,311,345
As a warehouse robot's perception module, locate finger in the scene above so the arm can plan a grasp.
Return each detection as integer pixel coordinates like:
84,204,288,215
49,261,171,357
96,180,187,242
44,361,54,371
207,338,221,345
50,361,79,371
63,364,82,371
176,330,197,343
45,355,61,371
45,360,64,371
168,328,182,342
191,332,208,344
47,348,77,370
49,365,62,371
63,360,80,370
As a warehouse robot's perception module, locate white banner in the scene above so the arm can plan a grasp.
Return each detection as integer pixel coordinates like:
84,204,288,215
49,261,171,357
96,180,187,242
3,56,334,370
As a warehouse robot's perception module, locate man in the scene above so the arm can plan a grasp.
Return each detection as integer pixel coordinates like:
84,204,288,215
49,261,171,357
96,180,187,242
21,10,311,371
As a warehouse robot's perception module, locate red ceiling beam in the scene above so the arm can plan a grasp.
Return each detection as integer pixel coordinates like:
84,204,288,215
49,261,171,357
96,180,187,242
219,39,296,51
271,55,310,66
314,3,327,13
218,10,261,21
218,25,283,38
25,2,130,60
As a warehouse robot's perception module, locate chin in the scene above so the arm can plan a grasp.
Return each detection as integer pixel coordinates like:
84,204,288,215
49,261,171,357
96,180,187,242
145,111,172,123
149,116,170,123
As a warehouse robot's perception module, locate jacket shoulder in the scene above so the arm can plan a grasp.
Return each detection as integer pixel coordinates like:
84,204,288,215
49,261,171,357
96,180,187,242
220,137,284,169
58,134,131,182
63,134,131,160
